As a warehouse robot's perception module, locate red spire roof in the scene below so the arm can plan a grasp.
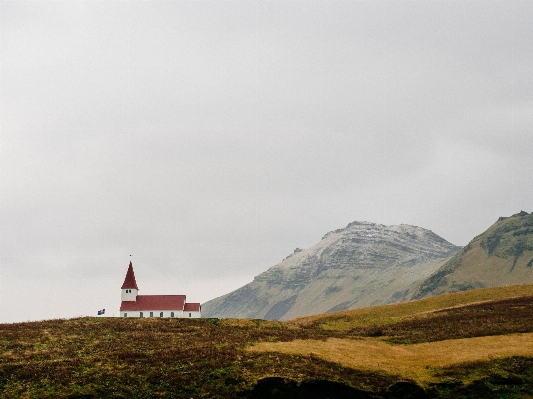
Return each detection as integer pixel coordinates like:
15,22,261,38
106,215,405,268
121,261,139,289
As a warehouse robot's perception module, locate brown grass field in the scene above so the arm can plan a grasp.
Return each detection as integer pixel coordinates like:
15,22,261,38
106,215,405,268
249,333,533,383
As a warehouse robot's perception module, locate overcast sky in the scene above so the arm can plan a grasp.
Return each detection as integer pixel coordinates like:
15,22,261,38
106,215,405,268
1,1,531,323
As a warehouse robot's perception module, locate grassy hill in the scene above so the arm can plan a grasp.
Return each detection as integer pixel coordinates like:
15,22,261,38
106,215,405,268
408,211,533,300
290,283,533,330
1,285,533,398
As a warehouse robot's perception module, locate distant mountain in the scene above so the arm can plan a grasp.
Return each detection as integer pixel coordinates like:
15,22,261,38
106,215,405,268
203,221,461,320
407,211,533,300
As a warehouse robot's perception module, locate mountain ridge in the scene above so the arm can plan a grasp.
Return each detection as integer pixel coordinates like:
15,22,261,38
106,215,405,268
408,211,533,300
203,221,461,319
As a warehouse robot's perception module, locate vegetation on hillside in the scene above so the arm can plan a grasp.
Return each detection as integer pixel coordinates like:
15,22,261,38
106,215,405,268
291,283,533,330
481,211,533,261
0,318,396,398
1,285,533,398
355,295,533,344
410,211,533,299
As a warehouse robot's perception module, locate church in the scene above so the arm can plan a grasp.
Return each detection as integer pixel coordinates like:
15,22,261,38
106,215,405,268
119,261,201,318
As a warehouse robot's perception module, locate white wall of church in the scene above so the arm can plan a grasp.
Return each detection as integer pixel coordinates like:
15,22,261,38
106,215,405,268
121,310,196,318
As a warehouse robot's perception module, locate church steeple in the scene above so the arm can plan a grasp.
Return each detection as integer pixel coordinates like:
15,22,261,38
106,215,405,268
121,261,139,302
121,261,139,289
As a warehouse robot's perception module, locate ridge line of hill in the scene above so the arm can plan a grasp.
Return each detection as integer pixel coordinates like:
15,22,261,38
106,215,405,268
204,221,462,319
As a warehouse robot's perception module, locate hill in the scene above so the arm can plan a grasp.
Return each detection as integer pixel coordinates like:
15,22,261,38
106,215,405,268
290,283,533,330
408,211,533,300
250,284,533,396
203,221,461,320
1,284,533,398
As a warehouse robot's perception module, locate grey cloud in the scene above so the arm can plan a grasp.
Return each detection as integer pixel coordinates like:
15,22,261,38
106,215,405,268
1,1,532,322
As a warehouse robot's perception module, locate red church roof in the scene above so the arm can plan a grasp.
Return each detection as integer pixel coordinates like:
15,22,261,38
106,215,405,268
120,295,186,311
121,262,139,289
184,303,201,312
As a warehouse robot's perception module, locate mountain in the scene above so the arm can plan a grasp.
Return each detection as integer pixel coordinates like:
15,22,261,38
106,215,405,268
408,211,533,300
203,221,461,320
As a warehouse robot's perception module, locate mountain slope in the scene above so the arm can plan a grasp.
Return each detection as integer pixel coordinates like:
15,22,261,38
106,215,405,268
203,221,461,320
408,211,533,300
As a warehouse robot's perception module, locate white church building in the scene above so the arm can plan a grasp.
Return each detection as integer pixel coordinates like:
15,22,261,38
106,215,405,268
120,261,201,318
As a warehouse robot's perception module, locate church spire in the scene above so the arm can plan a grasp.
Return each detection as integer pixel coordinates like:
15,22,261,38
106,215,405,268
121,261,139,290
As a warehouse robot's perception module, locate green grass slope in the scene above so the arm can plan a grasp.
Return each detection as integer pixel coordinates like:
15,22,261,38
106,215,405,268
408,211,533,300
290,283,533,330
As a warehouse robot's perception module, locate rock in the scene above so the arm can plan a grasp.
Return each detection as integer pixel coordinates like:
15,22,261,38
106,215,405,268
238,377,374,399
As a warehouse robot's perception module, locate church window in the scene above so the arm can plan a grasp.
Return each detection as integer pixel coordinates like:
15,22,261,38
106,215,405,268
140,312,143,317
171,312,174,318
150,312,153,317
160,312,163,317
